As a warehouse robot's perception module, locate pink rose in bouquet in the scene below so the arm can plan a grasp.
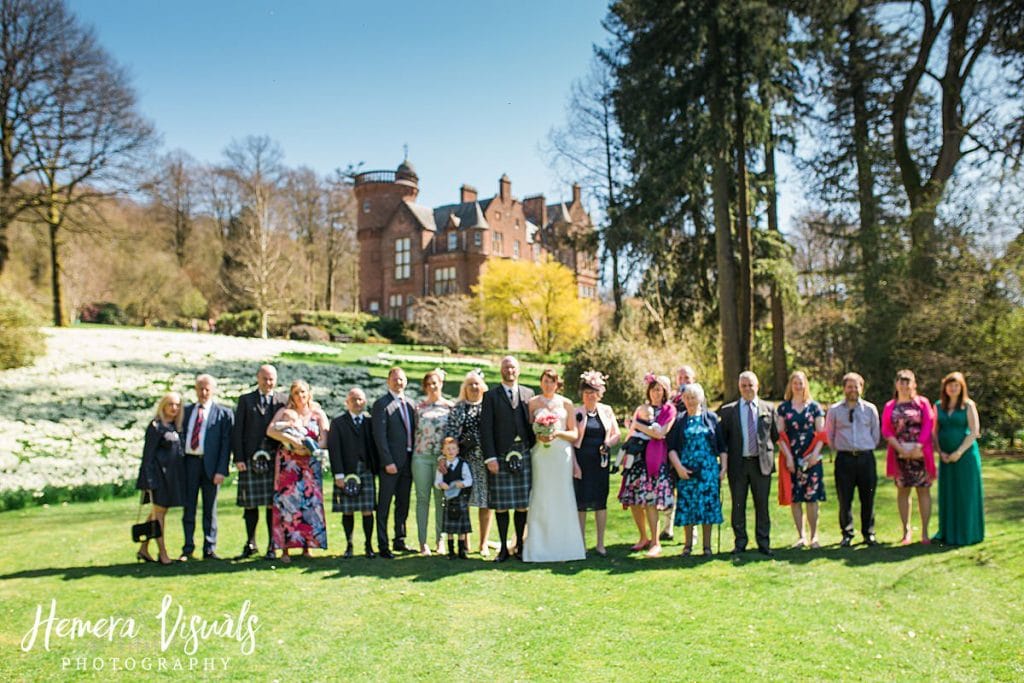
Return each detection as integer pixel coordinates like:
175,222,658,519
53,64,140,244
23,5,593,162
533,409,559,447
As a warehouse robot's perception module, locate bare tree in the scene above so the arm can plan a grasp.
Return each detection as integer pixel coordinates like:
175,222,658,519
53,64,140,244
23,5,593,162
284,166,324,309
220,135,290,338
145,150,198,268
409,295,478,352
0,0,77,274
324,167,359,312
20,8,153,325
545,57,631,328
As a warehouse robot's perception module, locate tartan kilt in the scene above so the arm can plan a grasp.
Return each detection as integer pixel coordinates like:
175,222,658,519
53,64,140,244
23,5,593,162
331,461,377,513
441,493,472,534
487,449,532,510
236,466,275,508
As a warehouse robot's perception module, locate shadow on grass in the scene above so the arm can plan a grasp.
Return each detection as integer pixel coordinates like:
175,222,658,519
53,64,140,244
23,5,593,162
0,537,958,583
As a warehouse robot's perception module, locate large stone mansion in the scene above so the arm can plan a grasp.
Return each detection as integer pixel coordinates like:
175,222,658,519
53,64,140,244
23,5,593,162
353,160,599,321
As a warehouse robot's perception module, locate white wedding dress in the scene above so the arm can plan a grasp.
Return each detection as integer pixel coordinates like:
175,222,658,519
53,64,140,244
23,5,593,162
523,402,586,562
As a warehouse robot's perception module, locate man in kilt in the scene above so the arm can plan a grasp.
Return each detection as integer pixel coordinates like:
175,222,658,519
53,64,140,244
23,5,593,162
231,365,284,560
480,356,536,562
327,387,379,558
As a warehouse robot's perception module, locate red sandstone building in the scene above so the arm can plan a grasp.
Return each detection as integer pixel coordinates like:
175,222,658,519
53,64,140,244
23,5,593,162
353,160,599,323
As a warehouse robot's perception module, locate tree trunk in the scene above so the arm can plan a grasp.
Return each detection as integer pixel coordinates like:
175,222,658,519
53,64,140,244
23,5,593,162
603,93,623,331
47,198,68,327
764,129,787,398
733,41,753,372
260,309,269,340
710,18,741,401
692,199,712,303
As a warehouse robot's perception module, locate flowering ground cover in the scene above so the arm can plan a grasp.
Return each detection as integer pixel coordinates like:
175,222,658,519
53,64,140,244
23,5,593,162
0,327,382,509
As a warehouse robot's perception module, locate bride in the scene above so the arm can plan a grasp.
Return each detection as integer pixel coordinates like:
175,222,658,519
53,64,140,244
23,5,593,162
523,368,586,562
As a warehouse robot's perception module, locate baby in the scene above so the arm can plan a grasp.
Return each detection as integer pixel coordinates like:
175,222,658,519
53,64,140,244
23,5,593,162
622,405,658,470
434,437,473,559
274,409,323,455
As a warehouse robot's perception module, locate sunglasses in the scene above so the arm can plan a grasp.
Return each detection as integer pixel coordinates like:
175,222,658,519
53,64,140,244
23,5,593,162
896,377,912,383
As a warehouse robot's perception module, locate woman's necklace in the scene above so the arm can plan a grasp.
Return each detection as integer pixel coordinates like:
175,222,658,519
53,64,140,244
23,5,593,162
586,407,598,418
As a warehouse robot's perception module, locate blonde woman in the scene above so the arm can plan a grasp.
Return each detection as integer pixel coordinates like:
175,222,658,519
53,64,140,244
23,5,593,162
775,371,827,548
444,370,493,555
135,392,185,565
267,380,330,563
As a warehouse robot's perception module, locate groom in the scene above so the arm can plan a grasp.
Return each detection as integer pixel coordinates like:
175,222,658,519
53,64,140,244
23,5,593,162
480,356,535,562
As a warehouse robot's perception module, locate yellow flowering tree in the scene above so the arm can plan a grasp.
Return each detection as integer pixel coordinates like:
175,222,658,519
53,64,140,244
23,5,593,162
474,257,596,354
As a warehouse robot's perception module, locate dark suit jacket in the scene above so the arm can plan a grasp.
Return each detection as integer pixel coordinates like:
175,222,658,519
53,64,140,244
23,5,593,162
718,398,778,476
479,384,536,462
231,390,284,464
183,402,234,478
371,393,417,470
328,412,378,476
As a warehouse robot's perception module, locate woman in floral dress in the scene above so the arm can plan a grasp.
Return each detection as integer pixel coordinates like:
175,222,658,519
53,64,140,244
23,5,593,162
667,383,724,556
618,374,676,558
776,371,826,548
267,380,329,563
444,370,491,555
412,369,453,555
881,369,936,545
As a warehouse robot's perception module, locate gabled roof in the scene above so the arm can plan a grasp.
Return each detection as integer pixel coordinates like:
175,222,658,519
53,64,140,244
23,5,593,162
546,202,572,225
432,201,489,230
404,202,437,232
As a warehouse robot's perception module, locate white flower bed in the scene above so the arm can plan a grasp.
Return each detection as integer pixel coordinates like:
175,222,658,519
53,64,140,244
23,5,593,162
0,327,386,504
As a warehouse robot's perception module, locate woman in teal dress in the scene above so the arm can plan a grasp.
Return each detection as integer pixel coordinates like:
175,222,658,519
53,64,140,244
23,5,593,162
667,383,724,557
933,372,984,545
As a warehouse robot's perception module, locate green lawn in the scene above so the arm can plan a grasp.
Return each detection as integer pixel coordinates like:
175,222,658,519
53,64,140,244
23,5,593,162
2,455,1022,681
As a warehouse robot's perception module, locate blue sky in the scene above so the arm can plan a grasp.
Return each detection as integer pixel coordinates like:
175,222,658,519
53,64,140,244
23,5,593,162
69,0,613,209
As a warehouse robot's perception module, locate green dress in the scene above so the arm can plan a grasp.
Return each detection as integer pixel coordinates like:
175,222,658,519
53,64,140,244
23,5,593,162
934,403,985,545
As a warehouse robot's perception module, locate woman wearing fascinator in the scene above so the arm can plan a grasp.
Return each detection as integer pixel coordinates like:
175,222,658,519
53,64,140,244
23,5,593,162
413,368,454,555
572,371,621,556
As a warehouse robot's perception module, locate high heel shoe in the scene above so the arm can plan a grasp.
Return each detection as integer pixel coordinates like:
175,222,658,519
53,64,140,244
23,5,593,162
136,551,156,563
630,539,651,551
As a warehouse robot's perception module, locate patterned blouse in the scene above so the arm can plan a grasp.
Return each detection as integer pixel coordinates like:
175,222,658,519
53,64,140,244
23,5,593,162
413,399,453,459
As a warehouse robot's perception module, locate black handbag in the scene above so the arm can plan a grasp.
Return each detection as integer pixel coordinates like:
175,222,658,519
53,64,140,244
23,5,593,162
132,495,162,542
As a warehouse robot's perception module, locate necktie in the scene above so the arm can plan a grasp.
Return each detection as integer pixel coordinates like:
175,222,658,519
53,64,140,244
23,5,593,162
260,394,268,410
191,405,205,451
398,398,412,450
745,401,757,455
354,415,362,427
507,387,516,407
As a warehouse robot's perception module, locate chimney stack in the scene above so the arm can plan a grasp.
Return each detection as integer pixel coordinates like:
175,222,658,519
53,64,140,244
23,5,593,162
460,184,478,203
499,173,511,202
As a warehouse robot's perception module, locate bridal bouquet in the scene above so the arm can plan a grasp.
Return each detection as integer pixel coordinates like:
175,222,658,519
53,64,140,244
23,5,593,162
533,409,559,447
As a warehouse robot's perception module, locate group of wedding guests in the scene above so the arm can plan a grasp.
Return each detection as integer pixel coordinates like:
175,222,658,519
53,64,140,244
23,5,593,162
134,359,986,565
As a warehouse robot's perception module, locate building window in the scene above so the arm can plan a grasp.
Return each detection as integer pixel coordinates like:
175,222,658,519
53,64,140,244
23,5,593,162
515,219,520,229
447,231,458,251
532,243,541,261
369,300,379,313
434,267,457,295
491,231,503,255
473,231,482,247
406,296,416,322
363,199,371,214
388,293,403,318
394,238,410,279
513,239,520,259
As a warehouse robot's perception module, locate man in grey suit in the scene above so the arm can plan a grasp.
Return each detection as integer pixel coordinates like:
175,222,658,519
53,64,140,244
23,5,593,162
718,371,778,556
480,356,535,562
180,374,234,561
371,367,417,559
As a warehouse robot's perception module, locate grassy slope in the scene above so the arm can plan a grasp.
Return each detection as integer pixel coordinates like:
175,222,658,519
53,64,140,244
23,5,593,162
1,456,1022,681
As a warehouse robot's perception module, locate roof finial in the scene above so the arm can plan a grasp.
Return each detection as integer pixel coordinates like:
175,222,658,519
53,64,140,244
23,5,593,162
403,142,409,161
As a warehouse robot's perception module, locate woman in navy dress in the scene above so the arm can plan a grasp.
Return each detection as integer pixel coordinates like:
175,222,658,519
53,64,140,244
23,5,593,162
572,370,621,556
135,392,185,565
776,371,826,548
667,383,724,556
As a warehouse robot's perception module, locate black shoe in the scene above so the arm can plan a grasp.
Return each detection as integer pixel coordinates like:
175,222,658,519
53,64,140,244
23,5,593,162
495,548,511,563
757,547,775,557
840,536,854,548
379,549,395,559
392,539,411,553
234,544,258,560
659,530,674,542
343,544,354,559
203,551,223,560
730,546,745,556
864,535,879,546
513,546,523,560
263,550,276,561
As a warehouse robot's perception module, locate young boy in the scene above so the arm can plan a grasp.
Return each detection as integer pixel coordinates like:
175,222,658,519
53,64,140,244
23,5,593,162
434,437,473,559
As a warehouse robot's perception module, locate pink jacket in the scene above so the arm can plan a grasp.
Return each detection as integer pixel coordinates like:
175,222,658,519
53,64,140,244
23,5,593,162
881,396,936,481
573,403,622,450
